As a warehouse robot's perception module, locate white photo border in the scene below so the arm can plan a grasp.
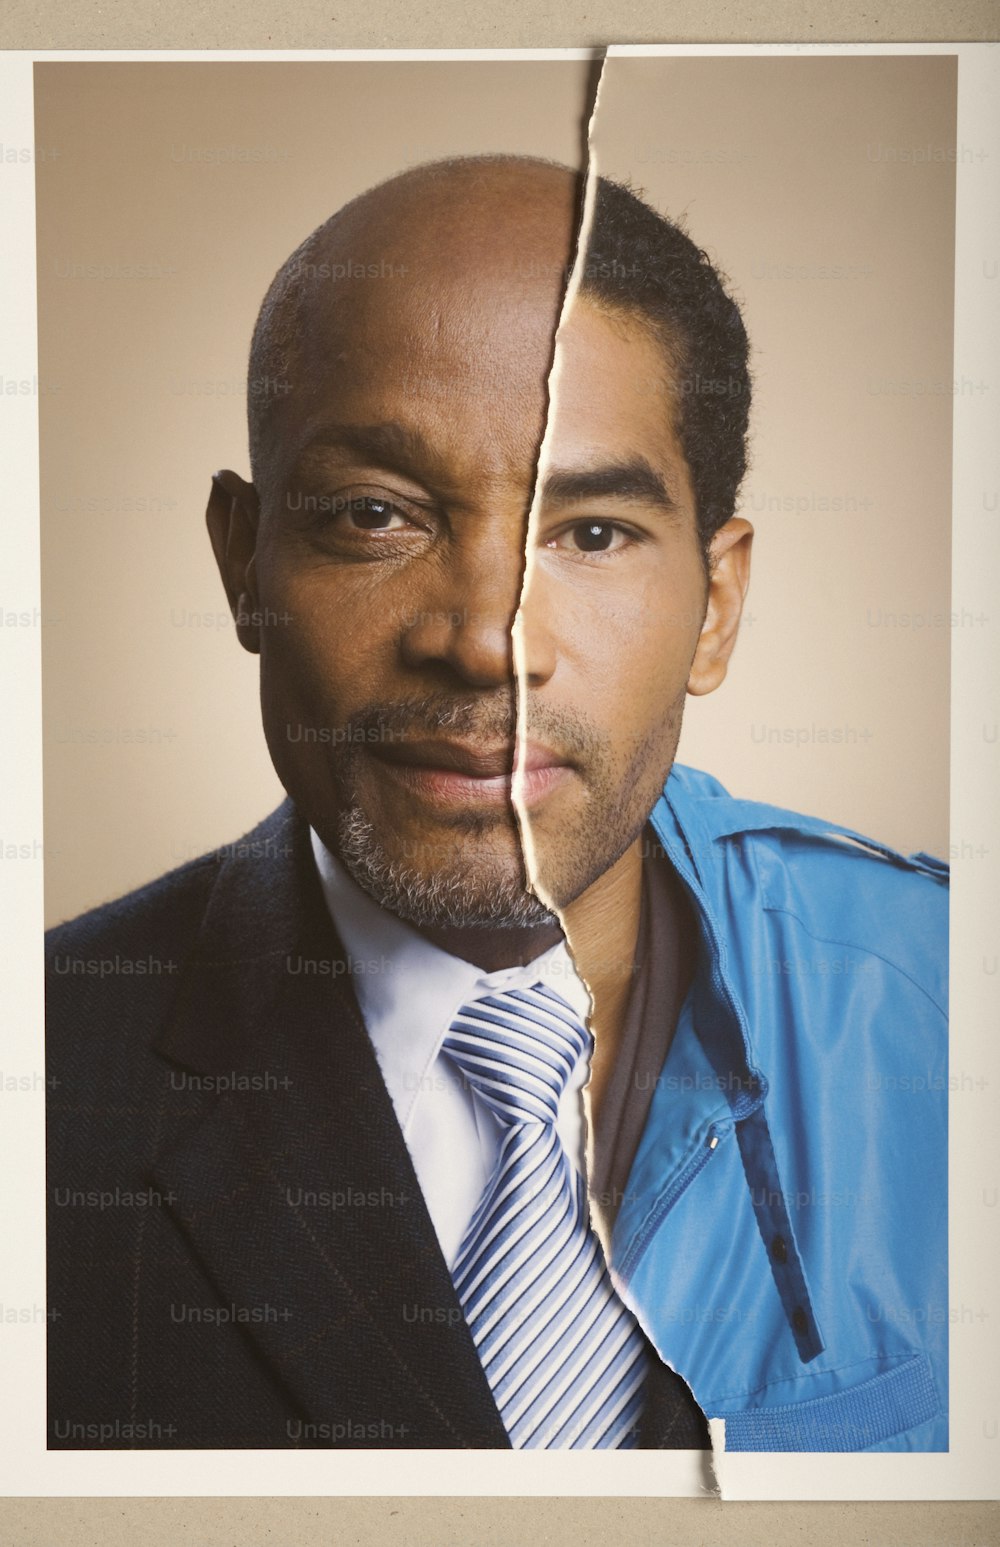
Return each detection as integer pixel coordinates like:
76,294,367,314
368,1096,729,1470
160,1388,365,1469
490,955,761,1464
1,41,996,1501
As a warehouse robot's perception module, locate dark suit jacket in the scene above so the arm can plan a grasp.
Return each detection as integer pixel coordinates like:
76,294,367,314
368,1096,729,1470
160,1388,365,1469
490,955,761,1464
46,801,708,1449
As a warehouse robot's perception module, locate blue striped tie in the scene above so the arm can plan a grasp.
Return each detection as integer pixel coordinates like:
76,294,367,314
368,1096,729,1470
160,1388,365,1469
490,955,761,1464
442,983,649,1448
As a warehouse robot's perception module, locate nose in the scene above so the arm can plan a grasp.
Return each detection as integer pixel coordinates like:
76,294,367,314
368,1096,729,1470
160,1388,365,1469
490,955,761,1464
400,537,556,691
398,549,515,690
514,560,558,690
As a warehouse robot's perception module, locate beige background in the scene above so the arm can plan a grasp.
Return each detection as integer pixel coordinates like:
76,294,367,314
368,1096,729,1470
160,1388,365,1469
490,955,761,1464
37,55,955,926
591,53,955,853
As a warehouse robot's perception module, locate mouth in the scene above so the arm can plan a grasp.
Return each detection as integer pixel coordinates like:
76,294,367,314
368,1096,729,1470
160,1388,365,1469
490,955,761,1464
369,736,573,810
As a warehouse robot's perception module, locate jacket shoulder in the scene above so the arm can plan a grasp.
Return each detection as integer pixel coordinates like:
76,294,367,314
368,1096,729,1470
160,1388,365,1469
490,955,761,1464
660,765,949,1012
45,801,296,961
45,846,222,965
665,763,948,887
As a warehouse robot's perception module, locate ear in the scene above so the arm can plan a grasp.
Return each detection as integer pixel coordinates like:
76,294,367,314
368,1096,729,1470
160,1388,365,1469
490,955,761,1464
206,470,262,655
687,517,754,696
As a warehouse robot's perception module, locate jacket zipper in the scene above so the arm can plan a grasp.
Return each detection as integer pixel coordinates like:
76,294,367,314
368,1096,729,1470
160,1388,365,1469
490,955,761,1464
618,1127,720,1283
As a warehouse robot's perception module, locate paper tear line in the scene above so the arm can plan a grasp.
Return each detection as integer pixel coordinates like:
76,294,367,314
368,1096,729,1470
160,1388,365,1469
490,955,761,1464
509,53,724,1486
510,48,605,907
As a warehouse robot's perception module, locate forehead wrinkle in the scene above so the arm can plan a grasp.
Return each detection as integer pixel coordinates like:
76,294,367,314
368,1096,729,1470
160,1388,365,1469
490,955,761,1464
291,413,545,507
275,293,558,501
277,271,563,484
286,192,577,399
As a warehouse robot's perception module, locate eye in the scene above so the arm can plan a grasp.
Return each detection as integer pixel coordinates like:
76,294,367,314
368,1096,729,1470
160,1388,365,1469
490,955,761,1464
546,521,636,555
332,494,412,532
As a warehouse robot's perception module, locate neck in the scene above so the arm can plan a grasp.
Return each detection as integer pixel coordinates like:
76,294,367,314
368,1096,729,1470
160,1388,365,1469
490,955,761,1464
557,837,644,1123
421,846,645,1061
413,915,566,971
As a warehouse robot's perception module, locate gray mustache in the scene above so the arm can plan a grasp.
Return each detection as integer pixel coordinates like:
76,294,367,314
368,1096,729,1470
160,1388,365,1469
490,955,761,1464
344,695,516,742
342,694,598,761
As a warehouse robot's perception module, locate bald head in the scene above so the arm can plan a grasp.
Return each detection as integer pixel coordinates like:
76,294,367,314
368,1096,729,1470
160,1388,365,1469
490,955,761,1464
248,155,584,496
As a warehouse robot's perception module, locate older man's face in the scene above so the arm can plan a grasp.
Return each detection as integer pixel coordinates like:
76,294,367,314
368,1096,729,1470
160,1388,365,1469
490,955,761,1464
248,202,706,929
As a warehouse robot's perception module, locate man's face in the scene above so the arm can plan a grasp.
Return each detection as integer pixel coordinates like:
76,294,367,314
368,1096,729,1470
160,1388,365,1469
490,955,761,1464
247,234,707,930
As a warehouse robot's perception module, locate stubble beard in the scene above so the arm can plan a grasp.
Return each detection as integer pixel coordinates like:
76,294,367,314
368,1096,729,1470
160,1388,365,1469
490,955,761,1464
330,691,557,932
336,801,558,931
327,687,686,934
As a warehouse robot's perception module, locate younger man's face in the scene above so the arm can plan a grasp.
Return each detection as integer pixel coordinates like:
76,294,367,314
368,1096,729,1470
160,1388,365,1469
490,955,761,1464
217,170,725,930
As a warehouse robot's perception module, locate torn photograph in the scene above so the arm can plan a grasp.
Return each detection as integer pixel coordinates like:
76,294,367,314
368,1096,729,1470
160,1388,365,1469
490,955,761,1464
12,46,992,1495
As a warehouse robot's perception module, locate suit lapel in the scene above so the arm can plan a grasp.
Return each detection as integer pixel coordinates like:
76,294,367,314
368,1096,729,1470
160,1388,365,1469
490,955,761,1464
151,802,509,1447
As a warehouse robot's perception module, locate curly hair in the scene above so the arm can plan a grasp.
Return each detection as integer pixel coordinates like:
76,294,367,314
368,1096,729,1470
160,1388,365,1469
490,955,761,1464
579,175,751,559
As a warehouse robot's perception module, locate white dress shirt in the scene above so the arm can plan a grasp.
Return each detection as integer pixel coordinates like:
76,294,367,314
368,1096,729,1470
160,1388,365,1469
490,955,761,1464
309,827,594,1269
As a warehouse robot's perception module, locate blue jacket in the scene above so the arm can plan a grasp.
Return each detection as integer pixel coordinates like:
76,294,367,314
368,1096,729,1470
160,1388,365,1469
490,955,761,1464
613,764,949,1452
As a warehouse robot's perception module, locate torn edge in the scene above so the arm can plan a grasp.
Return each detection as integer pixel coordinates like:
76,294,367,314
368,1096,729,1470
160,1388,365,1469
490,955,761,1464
510,53,723,1489
510,49,605,932
510,50,605,1046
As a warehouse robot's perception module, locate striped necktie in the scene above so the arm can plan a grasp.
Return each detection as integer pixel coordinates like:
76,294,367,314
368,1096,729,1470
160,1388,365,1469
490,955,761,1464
442,982,649,1449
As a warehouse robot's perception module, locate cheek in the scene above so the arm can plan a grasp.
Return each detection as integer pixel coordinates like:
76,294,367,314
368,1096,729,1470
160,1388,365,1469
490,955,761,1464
604,645,691,779
257,558,399,704
542,565,706,704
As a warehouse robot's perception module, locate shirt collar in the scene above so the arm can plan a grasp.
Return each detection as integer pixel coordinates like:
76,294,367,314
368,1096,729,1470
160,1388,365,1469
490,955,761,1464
308,828,593,1133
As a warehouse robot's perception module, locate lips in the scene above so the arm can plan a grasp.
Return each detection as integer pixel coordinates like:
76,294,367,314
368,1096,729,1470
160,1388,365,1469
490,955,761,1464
373,737,567,779
368,736,572,809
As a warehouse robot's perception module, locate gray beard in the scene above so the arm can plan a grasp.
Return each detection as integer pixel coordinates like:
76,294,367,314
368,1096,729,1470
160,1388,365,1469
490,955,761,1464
336,803,559,931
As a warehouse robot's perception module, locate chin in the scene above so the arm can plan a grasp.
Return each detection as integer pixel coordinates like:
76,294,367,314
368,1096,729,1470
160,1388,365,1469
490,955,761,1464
336,803,554,931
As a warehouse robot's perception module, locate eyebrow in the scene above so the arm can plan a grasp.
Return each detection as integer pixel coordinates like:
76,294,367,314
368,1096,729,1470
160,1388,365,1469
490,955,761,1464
294,421,439,474
293,424,679,516
541,458,678,514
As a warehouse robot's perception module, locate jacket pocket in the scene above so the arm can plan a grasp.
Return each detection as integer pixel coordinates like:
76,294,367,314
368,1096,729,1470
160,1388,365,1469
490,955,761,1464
719,1355,940,1452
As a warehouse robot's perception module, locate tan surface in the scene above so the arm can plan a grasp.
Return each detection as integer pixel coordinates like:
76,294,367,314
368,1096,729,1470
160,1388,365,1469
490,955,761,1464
2,1,999,47
1,1496,999,1544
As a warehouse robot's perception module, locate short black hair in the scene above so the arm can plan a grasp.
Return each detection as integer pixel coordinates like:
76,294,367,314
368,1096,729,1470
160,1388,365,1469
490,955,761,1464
580,175,751,559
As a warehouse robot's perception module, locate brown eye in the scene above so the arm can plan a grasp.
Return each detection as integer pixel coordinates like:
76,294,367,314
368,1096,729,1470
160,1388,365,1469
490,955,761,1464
333,495,409,531
543,520,639,558
571,522,616,552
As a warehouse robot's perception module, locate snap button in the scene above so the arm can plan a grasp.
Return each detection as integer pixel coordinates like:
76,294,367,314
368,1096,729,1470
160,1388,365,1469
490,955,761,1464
791,1305,809,1335
770,1234,788,1265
